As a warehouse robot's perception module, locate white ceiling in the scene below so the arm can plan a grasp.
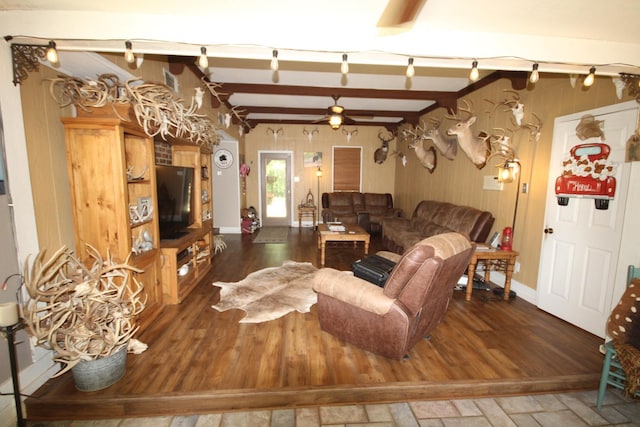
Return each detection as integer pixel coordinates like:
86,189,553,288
2,0,639,128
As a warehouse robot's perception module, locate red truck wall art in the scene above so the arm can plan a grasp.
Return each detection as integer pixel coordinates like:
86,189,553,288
555,143,617,210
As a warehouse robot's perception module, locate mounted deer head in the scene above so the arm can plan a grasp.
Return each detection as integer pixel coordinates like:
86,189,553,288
446,99,491,169
422,117,457,161
408,139,437,173
374,129,395,164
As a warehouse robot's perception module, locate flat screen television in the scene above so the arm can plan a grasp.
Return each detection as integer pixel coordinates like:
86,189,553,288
156,165,195,240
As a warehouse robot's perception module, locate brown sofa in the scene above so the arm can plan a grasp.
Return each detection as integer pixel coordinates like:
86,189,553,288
312,232,475,359
382,200,494,253
321,192,402,233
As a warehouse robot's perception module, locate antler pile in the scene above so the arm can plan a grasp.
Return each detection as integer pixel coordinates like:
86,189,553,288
49,75,220,147
22,245,147,376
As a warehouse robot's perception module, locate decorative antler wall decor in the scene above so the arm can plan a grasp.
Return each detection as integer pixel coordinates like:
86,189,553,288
484,90,525,126
267,127,283,142
48,74,219,147
302,127,319,143
341,127,358,143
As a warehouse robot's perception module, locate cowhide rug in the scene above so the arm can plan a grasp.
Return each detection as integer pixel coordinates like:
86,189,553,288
211,260,318,323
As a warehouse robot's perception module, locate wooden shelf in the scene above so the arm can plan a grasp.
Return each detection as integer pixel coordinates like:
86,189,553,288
159,143,214,304
160,226,212,304
63,116,163,330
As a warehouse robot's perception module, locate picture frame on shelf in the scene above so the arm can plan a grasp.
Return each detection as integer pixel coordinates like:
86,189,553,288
137,197,153,221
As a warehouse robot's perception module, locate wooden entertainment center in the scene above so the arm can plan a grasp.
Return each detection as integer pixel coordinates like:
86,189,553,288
63,114,214,329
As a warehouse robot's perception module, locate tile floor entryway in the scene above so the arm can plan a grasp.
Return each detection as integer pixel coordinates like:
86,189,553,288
27,389,639,427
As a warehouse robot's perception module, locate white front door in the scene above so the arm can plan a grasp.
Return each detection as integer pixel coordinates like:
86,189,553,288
259,152,292,227
537,101,638,337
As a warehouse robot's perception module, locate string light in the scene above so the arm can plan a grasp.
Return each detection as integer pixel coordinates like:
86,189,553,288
583,66,596,87
270,49,279,71
406,57,415,78
46,40,58,64
530,63,539,83
340,53,349,75
124,40,135,64
198,46,208,68
469,60,479,81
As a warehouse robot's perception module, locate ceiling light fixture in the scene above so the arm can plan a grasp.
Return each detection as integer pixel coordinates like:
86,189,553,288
270,49,279,71
46,40,59,65
469,60,479,82
530,63,539,83
124,40,135,64
583,66,596,87
406,57,415,78
329,113,343,130
340,53,349,75
198,46,208,69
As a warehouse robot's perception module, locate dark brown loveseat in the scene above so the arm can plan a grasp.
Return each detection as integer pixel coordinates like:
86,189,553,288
321,192,402,233
382,200,494,253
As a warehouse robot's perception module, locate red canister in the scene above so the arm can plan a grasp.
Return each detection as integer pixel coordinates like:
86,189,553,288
501,227,513,251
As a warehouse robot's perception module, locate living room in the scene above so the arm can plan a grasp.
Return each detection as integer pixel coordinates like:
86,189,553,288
1,1,640,424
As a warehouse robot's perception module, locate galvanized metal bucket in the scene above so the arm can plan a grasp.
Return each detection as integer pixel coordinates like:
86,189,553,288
71,345,127,392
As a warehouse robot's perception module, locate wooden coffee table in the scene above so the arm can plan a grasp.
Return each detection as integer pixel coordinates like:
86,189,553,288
317,223,370,266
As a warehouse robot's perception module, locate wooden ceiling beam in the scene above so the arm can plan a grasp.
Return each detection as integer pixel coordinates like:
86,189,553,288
218,82,456,102
241,106,415,118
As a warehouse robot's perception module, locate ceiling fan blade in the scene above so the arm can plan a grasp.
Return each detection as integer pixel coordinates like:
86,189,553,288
377,0,426,32
342,116,357,125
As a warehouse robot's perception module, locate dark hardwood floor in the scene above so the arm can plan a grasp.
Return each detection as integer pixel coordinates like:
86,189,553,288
25,228,605,421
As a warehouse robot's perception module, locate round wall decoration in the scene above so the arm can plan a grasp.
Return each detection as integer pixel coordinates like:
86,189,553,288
214,148,233,169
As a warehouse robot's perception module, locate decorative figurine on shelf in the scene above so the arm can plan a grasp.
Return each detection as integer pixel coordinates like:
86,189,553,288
303,189,315,207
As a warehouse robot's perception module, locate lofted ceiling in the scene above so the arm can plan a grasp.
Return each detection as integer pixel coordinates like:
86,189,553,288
2,0,639,130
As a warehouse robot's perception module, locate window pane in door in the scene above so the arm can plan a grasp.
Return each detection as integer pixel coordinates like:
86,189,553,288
266,159,286,217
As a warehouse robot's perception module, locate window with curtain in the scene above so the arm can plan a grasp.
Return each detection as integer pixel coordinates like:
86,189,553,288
332,147,361,191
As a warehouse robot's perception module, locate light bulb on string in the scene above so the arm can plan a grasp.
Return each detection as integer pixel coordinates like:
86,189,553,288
469,60,479,82
46,40,59,64
124,40,135,64
198,46,209,69
340,53,349,75
583,66,596,87
530,63,539,83
406,57,415,78
270,49,279,71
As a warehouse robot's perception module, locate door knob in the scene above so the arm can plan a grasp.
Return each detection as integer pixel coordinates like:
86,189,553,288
544,227,554,234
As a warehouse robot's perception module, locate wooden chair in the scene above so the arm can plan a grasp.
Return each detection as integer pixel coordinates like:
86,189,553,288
597,265,640,408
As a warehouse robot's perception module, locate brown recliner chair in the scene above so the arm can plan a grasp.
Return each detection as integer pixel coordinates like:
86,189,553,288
312,232,474,360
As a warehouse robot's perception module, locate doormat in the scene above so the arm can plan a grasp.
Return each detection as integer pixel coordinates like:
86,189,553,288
253,226,290,243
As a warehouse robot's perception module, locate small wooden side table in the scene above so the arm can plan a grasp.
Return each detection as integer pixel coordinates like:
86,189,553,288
466,246,519,301
298,206,317,228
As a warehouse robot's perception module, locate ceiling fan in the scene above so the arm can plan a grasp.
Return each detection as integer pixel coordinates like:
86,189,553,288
314,96,356,129
377,0,427,34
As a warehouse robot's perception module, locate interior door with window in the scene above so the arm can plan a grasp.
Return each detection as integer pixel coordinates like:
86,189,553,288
260,152,292,227
537,102,638,338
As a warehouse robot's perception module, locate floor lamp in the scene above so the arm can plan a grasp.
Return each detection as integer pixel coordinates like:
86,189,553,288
499,159,522,237
316,167,322,229
0,285,25,427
